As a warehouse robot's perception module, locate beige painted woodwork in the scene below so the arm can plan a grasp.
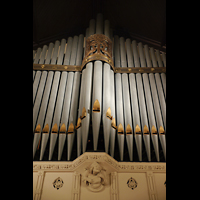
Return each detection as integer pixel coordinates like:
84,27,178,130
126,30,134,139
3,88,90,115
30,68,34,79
33,152,166,200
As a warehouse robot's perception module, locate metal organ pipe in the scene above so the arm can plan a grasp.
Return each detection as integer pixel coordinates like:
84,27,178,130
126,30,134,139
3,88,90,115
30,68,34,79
62,36,78,161
126,38,142,161
109,31,116,158
77,28,89,158
150,48,166,160
114,35,124,161
143,44,160,161
103,19,112,153
57,37,73,160
119,37,133,161
109,68,116,157
92,13,103,151
81,19,95,153
150,48,166,130
66,34,84,161
132,40,150,161
139,42,157,161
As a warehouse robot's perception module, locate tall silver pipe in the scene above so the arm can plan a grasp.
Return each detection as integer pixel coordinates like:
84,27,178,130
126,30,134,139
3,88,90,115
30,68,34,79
103,62,111,153
92,13,103,150
114,35,124,161
81,19,95,153
138,42,151,161
67,34,84,161
119,37,133,161
77,28,89,157
144,44,160,161
60,35,78,161
109,30,116,158
103,19,112,153
56,37,73,160
126,38,142,161
109,68,116,157
150,48,166,160
132,40,150,161
92,61,102,150
150,47,166,130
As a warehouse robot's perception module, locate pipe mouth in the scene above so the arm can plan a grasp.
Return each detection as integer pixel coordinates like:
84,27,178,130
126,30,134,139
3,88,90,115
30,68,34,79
159,126,165,135
76,117,82,130
151,125,158,135
106,107,112,120
92,99,100,113
42,124,49,134
117,123,124,135
80,107,86,119
34,124,41,134
126,124,132,135
67,123,74,134
143,125,150,135
135,125,141,135
51,123,58,134
59,123,66,134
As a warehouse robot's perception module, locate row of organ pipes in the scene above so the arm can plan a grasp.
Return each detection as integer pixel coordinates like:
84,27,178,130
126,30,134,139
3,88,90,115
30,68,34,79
33,13,166,162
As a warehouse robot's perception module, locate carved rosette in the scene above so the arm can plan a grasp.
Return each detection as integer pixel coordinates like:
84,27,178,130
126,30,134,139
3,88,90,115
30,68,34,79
82,34,114,71
52,177,64,190
127,177,138,190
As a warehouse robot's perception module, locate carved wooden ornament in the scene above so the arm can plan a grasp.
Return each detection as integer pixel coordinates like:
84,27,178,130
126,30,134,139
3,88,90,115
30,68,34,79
81,34,114,71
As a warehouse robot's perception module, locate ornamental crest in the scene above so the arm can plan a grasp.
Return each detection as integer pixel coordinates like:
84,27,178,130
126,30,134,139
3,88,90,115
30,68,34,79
53,177,64,190
81,34,114,71
127,177,138,190
82,161,107,192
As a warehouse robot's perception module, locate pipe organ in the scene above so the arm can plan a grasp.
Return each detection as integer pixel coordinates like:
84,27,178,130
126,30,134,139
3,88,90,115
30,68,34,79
33,13,166,162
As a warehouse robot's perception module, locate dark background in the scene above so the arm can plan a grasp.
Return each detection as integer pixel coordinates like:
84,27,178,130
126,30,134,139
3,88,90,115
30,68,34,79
33,0,166,52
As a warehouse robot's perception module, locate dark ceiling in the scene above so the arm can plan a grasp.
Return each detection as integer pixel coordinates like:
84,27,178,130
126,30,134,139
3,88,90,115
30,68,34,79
33,0,166,52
